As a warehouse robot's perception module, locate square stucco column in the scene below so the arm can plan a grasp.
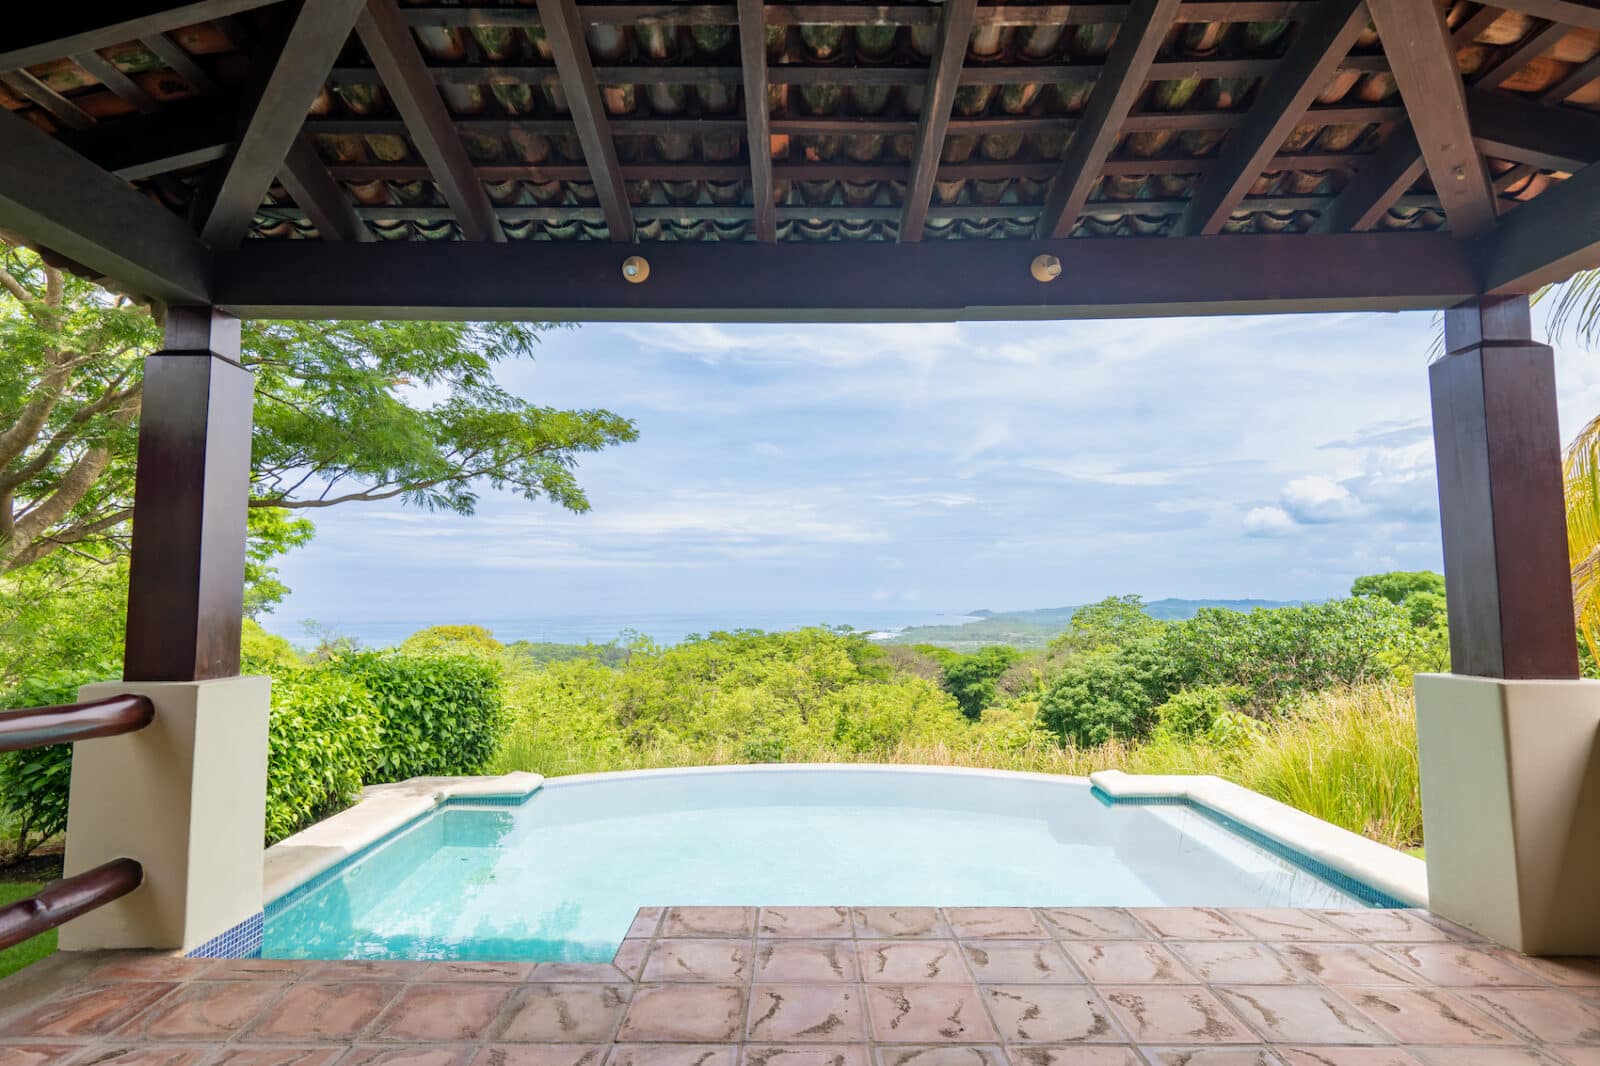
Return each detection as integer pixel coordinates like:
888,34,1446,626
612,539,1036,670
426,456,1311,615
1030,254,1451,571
1413,674,1600,954
58,676,270,953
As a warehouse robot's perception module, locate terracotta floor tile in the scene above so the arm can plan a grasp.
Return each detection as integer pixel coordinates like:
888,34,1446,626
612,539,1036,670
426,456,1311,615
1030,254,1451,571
1168,943,1302,985
530,963,635,984
1276,1051,1422,1065
369,984,515,1042
246,980,398,1041
626,909,664,939
615,984,746,1042
873,1046,1004,1066
980,986,1119,1044
469,1047,608,1066
1504,958,1600,988
1416,1050,1572,1064
1004,1049,1141,1066
1138,1049,1281,1065
744,1047,869,1066
1061,942,1195,984
610,941,649,981
1036,910,1146,942
1130,909,1249,941
425,962,534,982
610,1045,738,1066
1225,912,1346,943
1211,986,1389,1044
302,961,423,983
859,943,970,984
1339,987,1519,1045
1381,945,1547,988
0,983,177,1038
201,961,307,981
760,908,854,939
86,957,216,983
1315,912,1453,944
853,910,951,940
865,984,998,1043
494,984,632,1042
756,941,860,982
338,1046,475,1066
746,985,868,1043
944,910,1048,940
0,1045,86,1066
60,1049,208,1066
1550,1048,1600,1065
1456,988,1600,1044
1097,987,1252,1045
960,942,1080,984
1277,944,1422,986
120,980,289,1041
642,940,753,983
207,1049,346,1066
661,908,757,939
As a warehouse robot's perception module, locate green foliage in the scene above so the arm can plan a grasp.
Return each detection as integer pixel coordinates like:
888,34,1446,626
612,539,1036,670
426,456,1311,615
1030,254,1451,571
401,624,504,659
1352,571,1447,628
242,619,305,673
1037,639,1180,745
329,652,506,781
0,557,127,694
1152,685,1250,741
939,645,1021,719
245,508,316,619
0,881,55,979
505,640,629,667
265,671,380,844
0,668,115,861
1049,594,1164,656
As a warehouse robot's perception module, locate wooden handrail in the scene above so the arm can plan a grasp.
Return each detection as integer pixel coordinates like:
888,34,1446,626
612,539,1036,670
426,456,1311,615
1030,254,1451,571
0,858,143,951
0,693,154,753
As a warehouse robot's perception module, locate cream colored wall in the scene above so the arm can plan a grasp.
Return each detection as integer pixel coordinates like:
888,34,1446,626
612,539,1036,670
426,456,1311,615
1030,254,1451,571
1414,673,1600,955
59,676,270,953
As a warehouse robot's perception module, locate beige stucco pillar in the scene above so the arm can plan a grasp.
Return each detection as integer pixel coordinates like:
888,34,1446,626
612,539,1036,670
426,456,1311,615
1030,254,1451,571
1414,673,1600,955
58,676,270,953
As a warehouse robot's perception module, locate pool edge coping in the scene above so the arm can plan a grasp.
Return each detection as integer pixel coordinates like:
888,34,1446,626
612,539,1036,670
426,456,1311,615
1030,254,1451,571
1089,769,1429,908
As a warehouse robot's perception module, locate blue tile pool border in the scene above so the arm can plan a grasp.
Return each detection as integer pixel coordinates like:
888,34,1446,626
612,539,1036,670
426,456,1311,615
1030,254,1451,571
1090,786,1407,909
187,911,264,958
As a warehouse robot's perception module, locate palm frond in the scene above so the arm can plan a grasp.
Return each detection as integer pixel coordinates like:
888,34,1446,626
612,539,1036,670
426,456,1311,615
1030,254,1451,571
1540,268,1600,349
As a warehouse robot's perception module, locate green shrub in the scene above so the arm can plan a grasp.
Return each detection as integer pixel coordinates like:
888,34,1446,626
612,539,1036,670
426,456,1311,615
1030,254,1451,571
1037,639,1180,746
265,670,380,844
0,668,116,861
939,646,1021,719
330,652,506,781
1152,685,1250,741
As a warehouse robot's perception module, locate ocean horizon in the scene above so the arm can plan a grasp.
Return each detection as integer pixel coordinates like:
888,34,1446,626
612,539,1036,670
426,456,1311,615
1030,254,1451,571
262,608,982,650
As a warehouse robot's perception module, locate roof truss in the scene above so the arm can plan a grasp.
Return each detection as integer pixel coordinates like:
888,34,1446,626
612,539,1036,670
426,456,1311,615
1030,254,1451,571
899,0,979,242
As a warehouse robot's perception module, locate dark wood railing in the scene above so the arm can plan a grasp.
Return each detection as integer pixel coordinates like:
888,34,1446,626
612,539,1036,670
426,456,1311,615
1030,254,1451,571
0,858,143,951
0,693,154,950
0,693,155,752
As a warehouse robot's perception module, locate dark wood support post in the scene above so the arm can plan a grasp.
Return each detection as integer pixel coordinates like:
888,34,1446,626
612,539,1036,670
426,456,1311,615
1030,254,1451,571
123,308,254,682
1431,294,1578,679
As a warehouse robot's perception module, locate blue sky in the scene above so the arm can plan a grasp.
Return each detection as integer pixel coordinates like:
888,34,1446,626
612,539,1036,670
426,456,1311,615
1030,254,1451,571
261,308,1600,640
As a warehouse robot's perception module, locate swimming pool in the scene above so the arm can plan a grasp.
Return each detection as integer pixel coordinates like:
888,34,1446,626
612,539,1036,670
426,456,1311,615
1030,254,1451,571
262,766,1393,962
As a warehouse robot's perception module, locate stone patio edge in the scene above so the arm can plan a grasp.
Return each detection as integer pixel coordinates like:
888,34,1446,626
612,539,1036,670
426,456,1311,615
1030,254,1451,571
1089,769,1429,908
262,770,544,903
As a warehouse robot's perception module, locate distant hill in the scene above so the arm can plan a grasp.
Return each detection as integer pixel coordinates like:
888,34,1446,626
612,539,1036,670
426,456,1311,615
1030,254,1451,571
888,597,1302,651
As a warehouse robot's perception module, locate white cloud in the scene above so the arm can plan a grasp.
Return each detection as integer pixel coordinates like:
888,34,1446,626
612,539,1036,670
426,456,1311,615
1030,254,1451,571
1280,477,1364,524
1244,506,1298,537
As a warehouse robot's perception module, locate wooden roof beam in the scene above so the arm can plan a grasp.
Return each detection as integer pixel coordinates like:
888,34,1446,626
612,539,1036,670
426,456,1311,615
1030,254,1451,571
532,0,633,242
899,0,979,242
0,104,211,304
0,70,94,130
1179,0,1370,236
278,133,372,243
1472,18,1569,91
358,0,506,242
69,50,160,113
736,0,774,242
58,97,237,180
1035,0,1182,239
1310,122,1427,234
1368,0,1498,239
1451,5,1506,48
1490,1,1600,32
1467,86,1600,172
200,0,365,248
140,32,222,96
1481,160,1600,293
0,1,277,71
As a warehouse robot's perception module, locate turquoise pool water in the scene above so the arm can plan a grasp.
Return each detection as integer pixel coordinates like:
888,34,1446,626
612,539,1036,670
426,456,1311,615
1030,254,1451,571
262,767,1383,962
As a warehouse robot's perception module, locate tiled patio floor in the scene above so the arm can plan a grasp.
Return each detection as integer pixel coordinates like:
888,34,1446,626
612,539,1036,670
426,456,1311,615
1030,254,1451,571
3,907,1599,1066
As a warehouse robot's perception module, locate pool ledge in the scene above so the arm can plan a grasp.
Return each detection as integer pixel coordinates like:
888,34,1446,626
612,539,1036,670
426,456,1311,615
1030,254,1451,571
1090,769,1428,908
263,771,543,903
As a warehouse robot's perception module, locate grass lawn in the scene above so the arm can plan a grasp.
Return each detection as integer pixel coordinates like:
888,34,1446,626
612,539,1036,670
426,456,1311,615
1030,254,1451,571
0,881,56,980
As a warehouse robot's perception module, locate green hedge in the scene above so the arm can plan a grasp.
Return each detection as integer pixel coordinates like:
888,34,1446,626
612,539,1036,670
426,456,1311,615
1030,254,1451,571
0,670,106,861
328,652,506,782
265,671,380,844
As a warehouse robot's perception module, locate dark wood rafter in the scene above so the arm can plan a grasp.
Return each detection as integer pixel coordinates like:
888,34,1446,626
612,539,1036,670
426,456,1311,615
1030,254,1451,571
1494,162,1540,193
69,50,159,113
357,0,505,243
1310,122,1426,233
1467,86,1600,172
0,1,277,70
200,0,366,248
1491,0,1600,32
140,32,222,95
1543,52,1600,102
0,104,212,304
1450,4,1506,48
1471,18,1569,92
736,0,774,242
533,0,635,242
900,0,979,241
1480,158,1600,293
1368,0,1497,238
1035,0,1183,240
0,70,95,130
278,133,372,242
58,98,237,181
1179,0,1370,237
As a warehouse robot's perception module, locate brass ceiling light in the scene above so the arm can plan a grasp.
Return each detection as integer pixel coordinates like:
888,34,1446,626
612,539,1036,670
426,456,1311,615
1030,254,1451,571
1030,254,1062,283
622,255,651,283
